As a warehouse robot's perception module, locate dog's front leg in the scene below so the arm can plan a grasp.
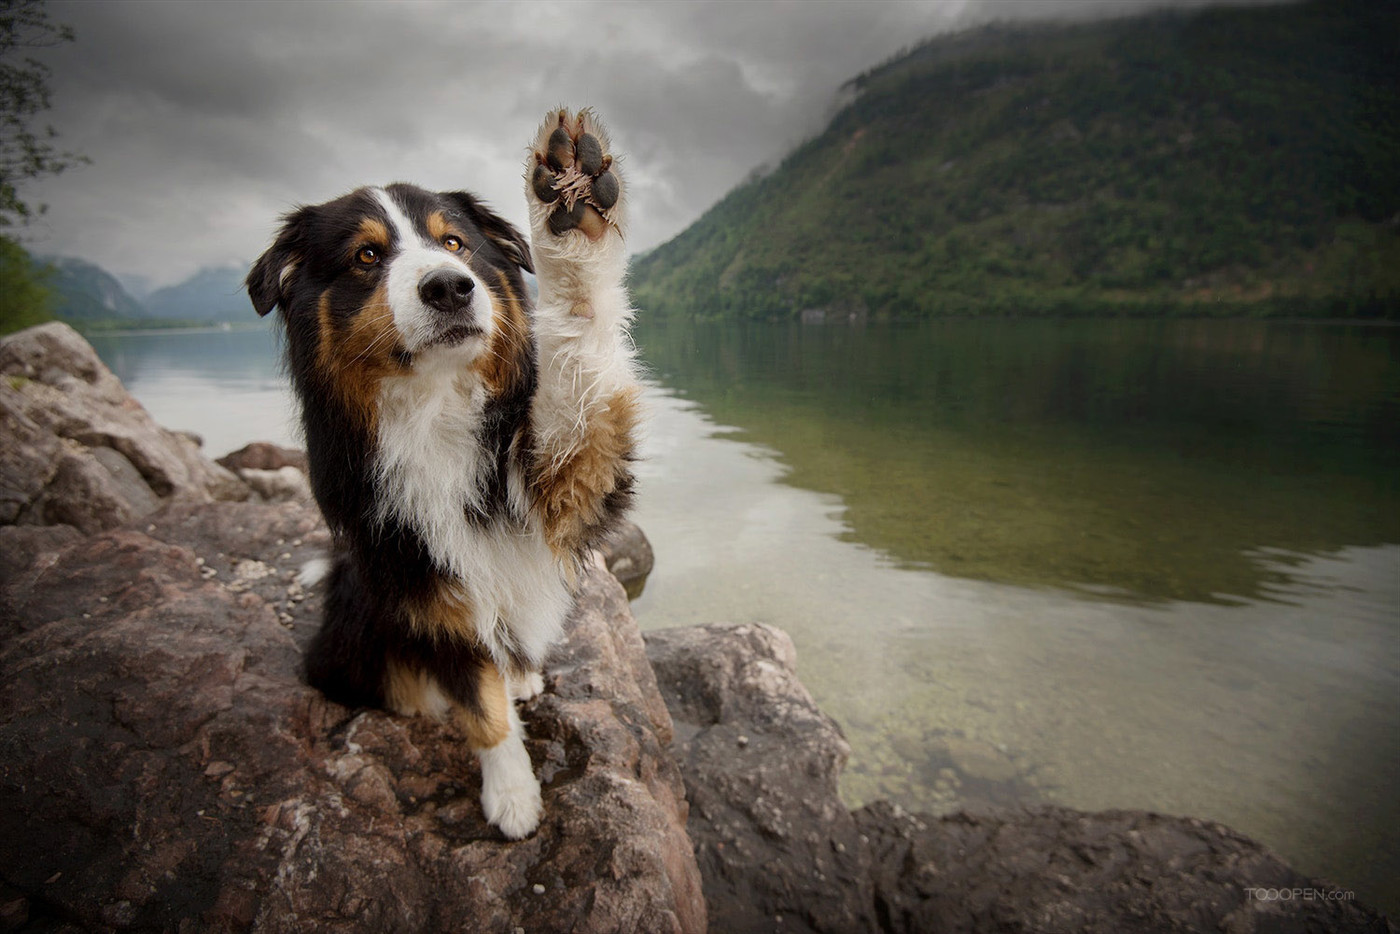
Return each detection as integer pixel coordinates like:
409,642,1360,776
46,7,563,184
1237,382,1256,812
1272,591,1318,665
525,107,641,559
460,661,542,840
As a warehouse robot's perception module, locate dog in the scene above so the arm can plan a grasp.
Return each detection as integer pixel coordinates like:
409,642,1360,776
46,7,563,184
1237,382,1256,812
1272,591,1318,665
245,108,640,839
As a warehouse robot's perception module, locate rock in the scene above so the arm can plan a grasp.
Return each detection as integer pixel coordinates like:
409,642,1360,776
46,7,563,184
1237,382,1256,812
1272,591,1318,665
645,623,876,934
238,466,313,503
856,801,1393,934
597,518,654,599
0,501,705,933
216,444,313,503
0,323,249,531
942,735,1018,784
0,524,82,582
217,442,310,475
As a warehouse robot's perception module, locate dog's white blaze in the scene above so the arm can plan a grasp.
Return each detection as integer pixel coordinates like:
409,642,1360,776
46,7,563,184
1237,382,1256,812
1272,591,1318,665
374,354,570,671
372,187,492,353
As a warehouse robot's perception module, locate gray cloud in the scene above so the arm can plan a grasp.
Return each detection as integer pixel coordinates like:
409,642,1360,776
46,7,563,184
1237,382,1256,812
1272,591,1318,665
19,0,1273,290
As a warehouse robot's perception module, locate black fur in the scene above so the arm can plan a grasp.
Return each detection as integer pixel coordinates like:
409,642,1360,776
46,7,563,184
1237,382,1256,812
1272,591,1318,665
248,184,540,711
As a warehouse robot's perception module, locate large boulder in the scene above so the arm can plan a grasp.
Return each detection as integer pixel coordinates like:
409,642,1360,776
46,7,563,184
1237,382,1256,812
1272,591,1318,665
0,500,704,933
645,623,876,934
856,802,1394,934
0,322,248,531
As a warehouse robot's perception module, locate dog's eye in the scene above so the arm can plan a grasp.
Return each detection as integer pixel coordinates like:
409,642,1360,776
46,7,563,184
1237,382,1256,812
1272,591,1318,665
442,235,463,253
356,246,380,266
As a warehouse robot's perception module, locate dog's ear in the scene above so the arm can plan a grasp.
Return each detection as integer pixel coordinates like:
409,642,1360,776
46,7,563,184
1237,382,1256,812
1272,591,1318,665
246,207,312,317
444,192,534,275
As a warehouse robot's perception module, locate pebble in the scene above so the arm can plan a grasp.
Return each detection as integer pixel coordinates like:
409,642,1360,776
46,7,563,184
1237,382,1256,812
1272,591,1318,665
531,883,546,895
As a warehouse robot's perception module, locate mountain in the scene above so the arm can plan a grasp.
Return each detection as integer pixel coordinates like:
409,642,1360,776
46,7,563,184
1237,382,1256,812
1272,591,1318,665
143,266,250,321
44,256,149,322
627,0,1400,320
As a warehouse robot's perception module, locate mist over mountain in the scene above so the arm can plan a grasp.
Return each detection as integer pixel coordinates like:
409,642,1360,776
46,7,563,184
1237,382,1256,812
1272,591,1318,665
628,0,1400,320
143,266,250,321
43,257,149,322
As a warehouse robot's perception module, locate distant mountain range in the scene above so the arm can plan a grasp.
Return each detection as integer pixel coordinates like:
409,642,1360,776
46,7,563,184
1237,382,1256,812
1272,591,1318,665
43,257,149,322
44,259,250,325
143,266,250,321
627,0,1400,320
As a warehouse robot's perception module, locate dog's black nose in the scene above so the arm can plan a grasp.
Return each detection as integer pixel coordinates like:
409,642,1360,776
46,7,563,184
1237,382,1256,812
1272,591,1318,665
418,268,475,315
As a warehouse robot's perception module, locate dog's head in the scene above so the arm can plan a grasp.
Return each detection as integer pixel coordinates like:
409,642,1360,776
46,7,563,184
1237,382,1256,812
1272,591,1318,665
247,184,534,410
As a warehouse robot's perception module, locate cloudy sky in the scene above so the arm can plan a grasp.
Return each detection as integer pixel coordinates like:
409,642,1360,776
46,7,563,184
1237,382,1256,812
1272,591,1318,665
21,0,1259,294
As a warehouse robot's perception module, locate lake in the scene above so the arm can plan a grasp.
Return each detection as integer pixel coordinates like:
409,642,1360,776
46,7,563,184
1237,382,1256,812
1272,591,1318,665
88,317,1400,913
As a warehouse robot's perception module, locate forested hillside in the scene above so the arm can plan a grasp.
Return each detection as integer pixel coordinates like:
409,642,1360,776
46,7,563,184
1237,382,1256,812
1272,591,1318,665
628,0,1399,319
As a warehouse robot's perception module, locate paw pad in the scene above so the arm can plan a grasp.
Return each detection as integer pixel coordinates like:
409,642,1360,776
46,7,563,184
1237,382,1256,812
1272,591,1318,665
531,109,620,240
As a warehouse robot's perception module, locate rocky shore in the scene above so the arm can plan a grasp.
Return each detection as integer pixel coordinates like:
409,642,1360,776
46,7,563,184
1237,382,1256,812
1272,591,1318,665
1,323,1392,933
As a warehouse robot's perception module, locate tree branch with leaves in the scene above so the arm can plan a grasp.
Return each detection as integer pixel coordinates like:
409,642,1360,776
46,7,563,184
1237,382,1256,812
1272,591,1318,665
1,0,86,230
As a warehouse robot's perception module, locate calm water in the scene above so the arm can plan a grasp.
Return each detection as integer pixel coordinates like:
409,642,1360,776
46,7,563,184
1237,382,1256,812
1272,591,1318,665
88,318,1400,913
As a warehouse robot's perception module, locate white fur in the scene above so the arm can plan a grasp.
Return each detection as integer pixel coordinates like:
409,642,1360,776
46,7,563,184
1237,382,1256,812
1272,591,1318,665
373,353,571,672
477,705,542,839
509,670,545,702
524,109,641,474
296,556,332,588
372,187,492,353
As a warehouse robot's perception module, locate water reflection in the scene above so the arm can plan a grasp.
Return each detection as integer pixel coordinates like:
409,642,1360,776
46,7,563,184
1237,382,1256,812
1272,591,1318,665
634,318,1400,604
87,325,298,457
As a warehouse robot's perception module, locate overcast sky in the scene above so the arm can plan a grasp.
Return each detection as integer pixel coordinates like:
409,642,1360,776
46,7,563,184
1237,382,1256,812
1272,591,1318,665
20,0,1265,294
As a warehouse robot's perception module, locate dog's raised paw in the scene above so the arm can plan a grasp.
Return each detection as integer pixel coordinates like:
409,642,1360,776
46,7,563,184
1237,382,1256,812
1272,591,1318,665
529,108,621,241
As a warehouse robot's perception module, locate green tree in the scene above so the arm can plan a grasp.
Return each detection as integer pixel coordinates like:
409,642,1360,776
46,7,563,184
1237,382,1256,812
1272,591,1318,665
0,230,50,332
0,0,85,334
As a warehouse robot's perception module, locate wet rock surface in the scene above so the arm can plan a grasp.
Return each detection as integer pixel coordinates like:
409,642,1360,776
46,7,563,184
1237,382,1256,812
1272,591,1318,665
597,518,655,599
856,802,1394,934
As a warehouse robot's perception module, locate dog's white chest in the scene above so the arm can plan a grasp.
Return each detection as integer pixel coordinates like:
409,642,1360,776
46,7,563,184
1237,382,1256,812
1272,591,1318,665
372,360,568,665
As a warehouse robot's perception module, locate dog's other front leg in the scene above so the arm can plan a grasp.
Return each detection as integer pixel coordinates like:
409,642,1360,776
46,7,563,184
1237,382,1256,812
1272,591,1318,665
458,660,542,839
525,107,641,559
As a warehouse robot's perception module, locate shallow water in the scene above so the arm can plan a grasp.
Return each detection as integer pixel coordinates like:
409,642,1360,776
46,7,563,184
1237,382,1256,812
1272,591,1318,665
86,318,1400,913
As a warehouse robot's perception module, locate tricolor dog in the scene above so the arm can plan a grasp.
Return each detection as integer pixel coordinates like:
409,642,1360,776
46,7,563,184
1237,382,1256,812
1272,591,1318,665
246,108,639,839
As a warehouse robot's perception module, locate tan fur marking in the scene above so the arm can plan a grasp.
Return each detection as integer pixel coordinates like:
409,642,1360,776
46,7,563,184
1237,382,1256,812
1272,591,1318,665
474,269,530,397
457,661,512,750
314,285,400,434
384,660,444,718
383,658,512,751
404,582,476,644
354,218,390,252
426,211,453,242
533,386,640,556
